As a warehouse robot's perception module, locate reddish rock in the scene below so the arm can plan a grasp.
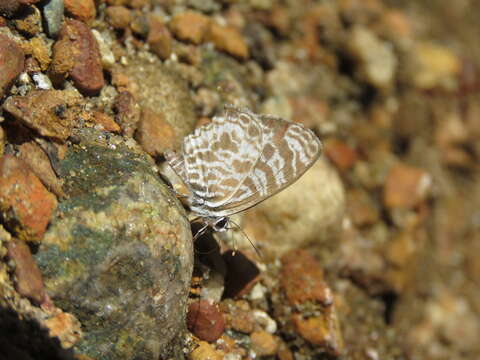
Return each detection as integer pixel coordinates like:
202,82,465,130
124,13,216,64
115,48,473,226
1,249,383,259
105,5,132,29
169,11,211,44
50,19,104,95
17,141,65,198
0,155,57,241
383,163,432,209
324,138,358,171
3,89,81,141
64,0,96,22
147,15,172,60
0,35,24,98
43,311,82,348
113,91,141,137
187,300,225,342
7,238,46,303
206,22,249,59
135,108,175,157
250,331,279,357
91,110,121,133
280,249,333,307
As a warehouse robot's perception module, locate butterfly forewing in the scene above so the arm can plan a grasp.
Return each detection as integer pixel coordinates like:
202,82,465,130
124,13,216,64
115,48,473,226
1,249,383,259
181,107,264,211
209,114,322,216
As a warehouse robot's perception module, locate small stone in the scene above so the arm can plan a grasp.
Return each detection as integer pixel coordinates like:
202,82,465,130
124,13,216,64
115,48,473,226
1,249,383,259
169,11,211,44
113,91,141,137
347,25,397,89
346,188,379,227
187,300,225,342
135,108,175,157
7,238,46,303
206,22,249,59
0,155,57,241
129,10,149,37
289,96,329,128
17,141,65,198
383,163,432,209
250,331,279,357
64,0,96,22
292,310,344,356
147,15,172,60
0,0,40,17
228,301,255,334
43,311,82,348
91,29,116,69
105,5,132,29
3,89,81,141
0,35,24,98
42,0,64,38
27,36,51,71
280,249,333,306
91,110,121,133
324,138,358,172
13,4,42,35
50,18,104,95
189,341,222,360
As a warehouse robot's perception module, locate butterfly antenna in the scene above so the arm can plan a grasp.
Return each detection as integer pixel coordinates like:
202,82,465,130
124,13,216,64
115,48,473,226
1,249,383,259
227,219,263,259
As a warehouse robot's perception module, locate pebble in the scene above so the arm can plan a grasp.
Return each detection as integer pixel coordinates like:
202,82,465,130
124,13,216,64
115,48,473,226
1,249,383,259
187,300,225,342
169,11,211,44
206,22,249,60
383,162,432,209
91,29,116,69
147,15,172,60
189,341,222,360
324,138,358,172
0,155,57,242
51,18,105,95
26,36,51,71
252,310,277,333
0,0,40,17
280,249,334,306
227,301,254,334
112,90,141,137
43,311,82,348
0,35,24,98
346,187,380,227
13,4,42,36
347,25,397,90
7,238,46,304
42,0,64,38
134,107,176,157
64,0,96,22
250,330,278,357
3,89,81,141
105,5,132,29
91,110,121,133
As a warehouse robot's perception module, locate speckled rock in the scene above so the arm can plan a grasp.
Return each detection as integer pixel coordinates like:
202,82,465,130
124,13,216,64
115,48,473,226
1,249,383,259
243,158,345,255
0,35,24,98
0,155,57,242
35,129,193,359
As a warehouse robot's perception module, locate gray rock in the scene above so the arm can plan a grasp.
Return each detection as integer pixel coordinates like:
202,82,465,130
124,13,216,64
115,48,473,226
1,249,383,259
43,0,64,38
35,129,193,359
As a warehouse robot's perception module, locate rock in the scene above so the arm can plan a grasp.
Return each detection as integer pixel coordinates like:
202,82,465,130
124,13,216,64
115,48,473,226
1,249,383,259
187,300,225,342
206,22,249,59
346,188,379,227
64,0,96,22
324,138,358,172
135,108,176,157
147,15,172,60
91,29,115,69
90,110,121,133
50,18,104,95
42,0,64,38
250,331,278,357
35,129,193,359
105,5,131,29
43,311,82,348
347,25,397,90
25,37,51,71
7,238,46,304
0,0,40,17
226,300,254,334
383,162,432,209
243,158,345,255
3,89,81,141
280,249,333,307
17,141,65,198
0,35,24,98
189,341,222,360
0,155,57,242
13,4,42,36
169,11,211,44
112,90,141,137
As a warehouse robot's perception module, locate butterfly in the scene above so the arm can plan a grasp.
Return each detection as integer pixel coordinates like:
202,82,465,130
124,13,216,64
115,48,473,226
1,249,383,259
165,104,322,238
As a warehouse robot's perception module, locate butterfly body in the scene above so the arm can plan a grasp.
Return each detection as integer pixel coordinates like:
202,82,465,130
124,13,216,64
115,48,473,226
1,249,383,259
165,105,322,233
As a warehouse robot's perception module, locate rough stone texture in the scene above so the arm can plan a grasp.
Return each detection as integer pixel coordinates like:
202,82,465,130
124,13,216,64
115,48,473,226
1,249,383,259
0,155,57,242
3,89,82,141
35,129,193,360
0,34,24,98
64,0,96,22
50,19,105,95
